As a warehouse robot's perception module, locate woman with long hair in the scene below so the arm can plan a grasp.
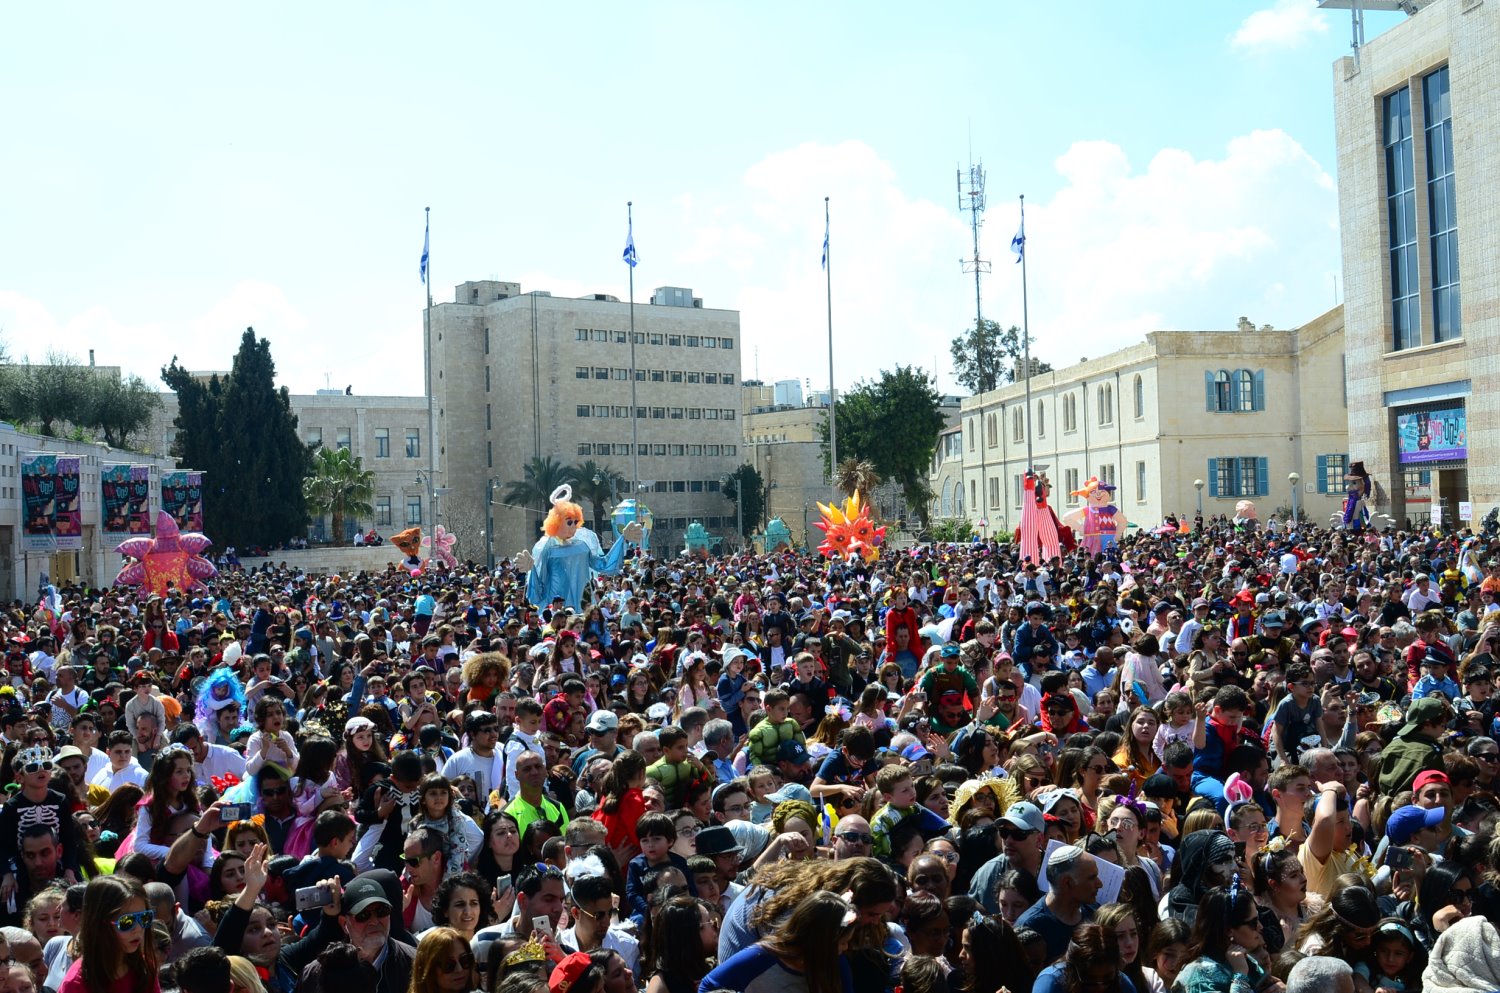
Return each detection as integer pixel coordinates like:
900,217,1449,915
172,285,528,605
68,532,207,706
407,926,474,993
93,784,144,859
1295,883,1379,958
131,745,204,864
1114,706,1161,793
1143,919,1191,991
335,716,388,796
430,871,495,942
644,896,718,993
1172,885,1271,993
55,875,159,993
624,670,658,715
1032,922,1127,993
474,810,522,888
703,890,857,993
592,750,648,860
1095,903,1151,993
209,851,249,900
1252,849,1307,953
209,844,333,993
955,914,1032,993
1406,863,1475,949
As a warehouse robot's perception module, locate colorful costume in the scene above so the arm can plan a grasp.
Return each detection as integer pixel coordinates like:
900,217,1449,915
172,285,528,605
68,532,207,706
1062,476,1126,555
1015,472,1073,563
1342,460,1373,531
519,485,641,609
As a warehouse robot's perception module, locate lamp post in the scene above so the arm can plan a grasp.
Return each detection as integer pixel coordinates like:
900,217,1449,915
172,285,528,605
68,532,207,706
1288,472,1301,522
1194,478,1204,519
484,478,498,571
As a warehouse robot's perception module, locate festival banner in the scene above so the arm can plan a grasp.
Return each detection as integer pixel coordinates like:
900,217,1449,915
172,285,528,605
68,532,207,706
184,470,205,533
52,456,82,551
21,453,57,552
128,465,153,535
1396,406,1467,465
161,471,189,530
101,463,134,548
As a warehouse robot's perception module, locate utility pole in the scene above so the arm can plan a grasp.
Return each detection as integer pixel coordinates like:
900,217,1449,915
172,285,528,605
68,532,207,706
958,160,990,535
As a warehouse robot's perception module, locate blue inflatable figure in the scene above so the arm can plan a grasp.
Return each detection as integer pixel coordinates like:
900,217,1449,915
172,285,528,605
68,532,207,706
516,485,643,609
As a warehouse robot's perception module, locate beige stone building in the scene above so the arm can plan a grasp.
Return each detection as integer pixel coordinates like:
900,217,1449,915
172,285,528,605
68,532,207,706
930,425,966,522
430,281,743,561
1333,0,1499,526
743,397,833,547
954,309,1350,539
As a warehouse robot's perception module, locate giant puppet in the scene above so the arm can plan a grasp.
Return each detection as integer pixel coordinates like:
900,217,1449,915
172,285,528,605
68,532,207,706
1015,471,1074,563
1061,476,1126,555
115,511,217,597
814,493,885,562
515,485,643,609
1342,460,1374,531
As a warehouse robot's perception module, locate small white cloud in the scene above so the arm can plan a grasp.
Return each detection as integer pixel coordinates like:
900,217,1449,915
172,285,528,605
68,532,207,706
1231,0,1329,51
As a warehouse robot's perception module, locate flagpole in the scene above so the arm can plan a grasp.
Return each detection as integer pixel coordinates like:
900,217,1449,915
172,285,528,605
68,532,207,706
423,206,438,531
1019,194,1033,470
825,196,838,504
627,202,639,528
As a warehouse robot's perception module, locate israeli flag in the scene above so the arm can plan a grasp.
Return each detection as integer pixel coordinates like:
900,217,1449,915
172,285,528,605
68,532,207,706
821,215,829,270
623,221,638,268
420,216,430,284
1010,216,1025,264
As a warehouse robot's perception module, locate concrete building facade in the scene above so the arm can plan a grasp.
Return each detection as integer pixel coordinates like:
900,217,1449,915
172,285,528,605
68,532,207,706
1333,0,1500,526
430,281,743,561
954,309,1350,539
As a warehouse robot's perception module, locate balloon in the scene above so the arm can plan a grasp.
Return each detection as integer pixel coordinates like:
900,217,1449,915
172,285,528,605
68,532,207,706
422,525,458,569
814,493,885,562
115,511,217,597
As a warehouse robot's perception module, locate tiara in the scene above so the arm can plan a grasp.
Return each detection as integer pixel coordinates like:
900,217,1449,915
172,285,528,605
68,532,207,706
502,939,547,968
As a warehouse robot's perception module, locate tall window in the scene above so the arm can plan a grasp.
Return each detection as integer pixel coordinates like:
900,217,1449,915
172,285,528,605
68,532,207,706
336,428,351,451
1214,370,1232,411
375,496,392,527
1425,67,1459,342
968,418,975,452
1036,401,1045,438
305,427,322,447
1064,468,1080,504
406,497,423,525
1097,384,1113,426
1385,85,1419,350
989,477,1000,510
1208,457,1268,497
405,430,420,458
1133,375,1144,419
1236,370,1255,412
1318,454,1349,494
374,428,389,458
1012,409,1023,443
1136,461,1147,502
1097,464,1115,487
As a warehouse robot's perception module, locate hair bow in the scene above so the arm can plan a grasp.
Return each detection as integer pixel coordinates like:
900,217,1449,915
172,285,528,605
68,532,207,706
825,703,852,721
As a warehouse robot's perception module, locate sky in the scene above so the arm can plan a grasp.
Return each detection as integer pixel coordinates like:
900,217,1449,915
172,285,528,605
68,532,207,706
0,1,1408,399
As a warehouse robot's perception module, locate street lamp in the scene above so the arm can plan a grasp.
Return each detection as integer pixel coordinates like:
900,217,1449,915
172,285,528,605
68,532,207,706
1194,478,1204,519
485,478,499,571
1288,472,1301,522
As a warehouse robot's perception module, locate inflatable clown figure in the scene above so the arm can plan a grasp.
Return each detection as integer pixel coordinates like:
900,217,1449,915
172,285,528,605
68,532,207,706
515,485,644,609
1062,476,1126,556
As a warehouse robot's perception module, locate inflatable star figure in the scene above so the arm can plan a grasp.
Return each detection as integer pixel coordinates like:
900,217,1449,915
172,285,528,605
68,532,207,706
815,493,885,562
115,511,217,597
422,525,458,569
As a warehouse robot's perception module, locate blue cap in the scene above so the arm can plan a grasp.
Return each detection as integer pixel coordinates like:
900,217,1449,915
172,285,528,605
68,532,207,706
940,643,961,659
1386,804,1445,846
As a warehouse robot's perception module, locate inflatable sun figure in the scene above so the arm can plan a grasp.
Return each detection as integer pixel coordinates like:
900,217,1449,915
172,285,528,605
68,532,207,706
815,493,885,562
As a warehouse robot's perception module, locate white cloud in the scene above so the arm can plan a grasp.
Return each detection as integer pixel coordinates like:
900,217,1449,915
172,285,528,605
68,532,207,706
1231,0,1329,51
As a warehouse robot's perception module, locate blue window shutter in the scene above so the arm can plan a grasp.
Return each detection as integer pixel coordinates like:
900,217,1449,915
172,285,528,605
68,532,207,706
1205,371,1215,412
1253,370,1266,411
1208,459,1219,497
1316,455,1329,494
1257,457,1269,497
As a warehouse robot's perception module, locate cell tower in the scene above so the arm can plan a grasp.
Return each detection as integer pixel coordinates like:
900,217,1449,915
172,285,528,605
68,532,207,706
958,159,991,533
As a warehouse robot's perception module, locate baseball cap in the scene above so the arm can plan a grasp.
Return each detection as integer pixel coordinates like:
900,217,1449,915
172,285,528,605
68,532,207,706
1403,697,1448,730
585,710,618,735
776,740,811,766
999,800,1045,833
550,951,594,993
342,877,391,916
1413,769,1451,794
1386,804,1445,846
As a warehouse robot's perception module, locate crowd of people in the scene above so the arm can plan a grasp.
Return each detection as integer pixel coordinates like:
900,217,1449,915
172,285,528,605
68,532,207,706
11,515,1500,993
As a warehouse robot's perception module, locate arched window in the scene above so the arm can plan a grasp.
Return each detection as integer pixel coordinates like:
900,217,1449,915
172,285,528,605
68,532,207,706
1098,384,1114,426
1133,374,1144,418
1237,369,1255,412
986,413,997,448
941,481,954,516
1036,401,1046,438
1214,370,1232,411
1012,408,1023,442
953,480,964,516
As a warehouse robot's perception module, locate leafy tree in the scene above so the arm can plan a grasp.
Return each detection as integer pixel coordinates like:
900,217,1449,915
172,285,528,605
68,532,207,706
949,319,1052,393
163,328,311,548
503,455,574,534
86,373,163,448
722,463,766,537
931,518,974,543
821,365,946,528
303,447,376,545
834,458,882,501
0,351,162,448
569,459,626,533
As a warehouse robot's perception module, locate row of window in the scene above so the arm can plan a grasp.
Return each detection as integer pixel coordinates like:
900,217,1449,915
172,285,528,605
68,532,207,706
575,328,735,350
369,496,423,527
306,427,420,458
1385,65,1460,350
576,443,739,457
969,376,1147,452
1206,370,1267,413
576,406,737,421
574,366,737,385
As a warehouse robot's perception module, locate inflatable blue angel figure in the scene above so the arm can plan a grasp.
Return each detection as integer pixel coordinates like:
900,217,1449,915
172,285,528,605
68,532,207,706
515,485,643,609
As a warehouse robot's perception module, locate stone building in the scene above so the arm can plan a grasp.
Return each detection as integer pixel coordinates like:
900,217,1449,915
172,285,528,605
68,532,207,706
430,281,743,562
954,308,1350,539
1333,0,1499,526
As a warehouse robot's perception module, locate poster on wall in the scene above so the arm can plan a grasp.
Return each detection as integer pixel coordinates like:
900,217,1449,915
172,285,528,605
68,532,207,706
52,456,82,551
161,471,205,532
101,464,133,548
21,453,56,551
128,465,153,535
1397,407,1467,464
185,471,204,533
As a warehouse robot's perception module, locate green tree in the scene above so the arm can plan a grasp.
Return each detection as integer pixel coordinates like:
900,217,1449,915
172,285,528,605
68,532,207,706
85,373,163,448
303,446,376,545
722,463,766,538
503,455,575,533
163,328,312,548
23,353,94,436
931,518,974,543
834,457,882,502
569,459,625,533
949,319,1052,394
821,365,947,528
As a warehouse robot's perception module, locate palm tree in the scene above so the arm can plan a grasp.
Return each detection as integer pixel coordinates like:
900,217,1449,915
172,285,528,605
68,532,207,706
302,447,375,545
835,457,882,502
570,460,625,533
503,455,575,532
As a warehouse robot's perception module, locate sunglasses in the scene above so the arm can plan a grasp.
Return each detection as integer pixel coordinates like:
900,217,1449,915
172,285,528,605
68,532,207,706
21,759,54,774
837,832,875,845
116,909,155,933
354,904,392,922
261,786,290,798
441,953,475,973
998,826,1036,841
402,853,429,866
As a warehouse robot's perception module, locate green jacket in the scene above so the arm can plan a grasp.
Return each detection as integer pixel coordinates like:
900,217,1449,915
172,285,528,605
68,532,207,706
1378,728,1444,795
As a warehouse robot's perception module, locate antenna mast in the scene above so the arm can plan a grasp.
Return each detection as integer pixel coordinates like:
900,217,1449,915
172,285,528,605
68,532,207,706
958,159,991,534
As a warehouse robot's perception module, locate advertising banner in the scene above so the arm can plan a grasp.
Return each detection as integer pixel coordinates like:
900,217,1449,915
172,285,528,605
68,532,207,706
1397,407,1466,465
21,453,56,552
161,471,189,529
128,465,153,535
184,470,204,533
52,456,82,550
101,463,133,548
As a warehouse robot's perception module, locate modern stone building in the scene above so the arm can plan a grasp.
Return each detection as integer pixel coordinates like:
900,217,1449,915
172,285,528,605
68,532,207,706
430,281,743,562
954,309,1350,539
1333,0,1499,526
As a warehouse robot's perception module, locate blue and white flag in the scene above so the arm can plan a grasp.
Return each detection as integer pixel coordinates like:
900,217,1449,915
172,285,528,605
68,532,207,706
821,214,829,270
1010,213,1025,264
623,220,638,268
420,216,430,284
